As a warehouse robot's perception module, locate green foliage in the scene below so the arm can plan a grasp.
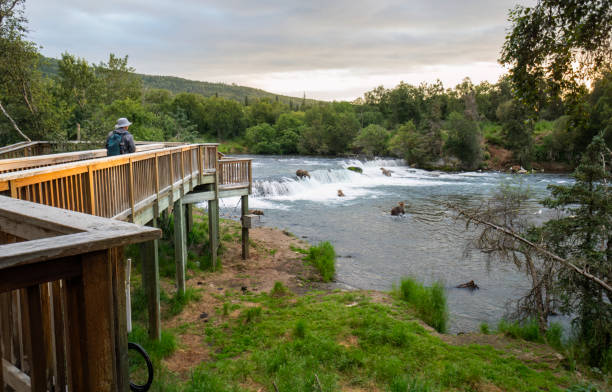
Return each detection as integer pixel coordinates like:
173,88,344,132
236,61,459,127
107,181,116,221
388,121,429,166
396,277,448,333
293,319,307,339
299,103,359,155
479,323,490,335
270,281,290,297
498,319,542,343
304,242,336,282
165,287,202,318
128,325,177,362
541,133,612,369
500,0,612,110
444,112,482,170
245,123,281,154
353,124,389,156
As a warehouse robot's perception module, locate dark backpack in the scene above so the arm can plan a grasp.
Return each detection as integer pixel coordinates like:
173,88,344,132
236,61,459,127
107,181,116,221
106,131,124,156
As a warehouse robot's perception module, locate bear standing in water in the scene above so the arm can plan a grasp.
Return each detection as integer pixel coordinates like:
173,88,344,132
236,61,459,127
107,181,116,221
391,202,405,216
296,169,311,179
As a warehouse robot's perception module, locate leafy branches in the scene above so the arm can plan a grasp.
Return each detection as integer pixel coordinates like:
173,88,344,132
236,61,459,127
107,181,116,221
501,0,612,109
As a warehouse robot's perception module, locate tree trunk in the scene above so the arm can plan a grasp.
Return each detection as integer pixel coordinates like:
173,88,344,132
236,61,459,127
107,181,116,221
0,99,31,141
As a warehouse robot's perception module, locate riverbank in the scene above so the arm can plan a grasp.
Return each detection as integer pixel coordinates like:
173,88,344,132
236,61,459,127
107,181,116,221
127,213,605,391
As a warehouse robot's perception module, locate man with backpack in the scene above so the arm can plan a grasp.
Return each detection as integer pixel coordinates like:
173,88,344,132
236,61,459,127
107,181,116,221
106,117,136,156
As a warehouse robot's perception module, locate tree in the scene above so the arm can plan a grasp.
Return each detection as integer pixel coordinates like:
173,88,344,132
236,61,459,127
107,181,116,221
444,112,482,170
541,133,611,368
353,124,389,156
245,123,281,154
496,99,534,166
501,0,612,110
96,54,142,105
0,0,65,143
388,121,428,166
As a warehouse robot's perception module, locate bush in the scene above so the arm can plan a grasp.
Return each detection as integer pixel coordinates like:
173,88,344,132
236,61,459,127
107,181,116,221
497,319,542,342
480,323,490,334
396,277,448,333
304,242,336,282
270,281,290,297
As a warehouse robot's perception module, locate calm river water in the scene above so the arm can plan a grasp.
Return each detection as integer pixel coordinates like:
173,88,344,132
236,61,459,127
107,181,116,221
216,155,570,333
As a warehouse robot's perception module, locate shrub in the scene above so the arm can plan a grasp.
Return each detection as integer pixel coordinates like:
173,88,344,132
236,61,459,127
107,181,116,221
497,319,542,342
397,277,448,333
480,323,490,334
270,281,290,297
165,287,202,317
304,242,336,282
293,319,307,339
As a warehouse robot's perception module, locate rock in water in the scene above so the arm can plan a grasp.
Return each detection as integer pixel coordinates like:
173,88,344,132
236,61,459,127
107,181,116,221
347,166,363,173
456,280,479,290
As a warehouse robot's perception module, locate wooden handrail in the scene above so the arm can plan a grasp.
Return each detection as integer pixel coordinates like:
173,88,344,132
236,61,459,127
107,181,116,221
0,143,252,221
0,196,160,391
0,143,166,174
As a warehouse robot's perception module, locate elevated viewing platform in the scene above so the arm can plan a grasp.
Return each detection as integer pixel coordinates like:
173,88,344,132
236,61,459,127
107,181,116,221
0,140,254,391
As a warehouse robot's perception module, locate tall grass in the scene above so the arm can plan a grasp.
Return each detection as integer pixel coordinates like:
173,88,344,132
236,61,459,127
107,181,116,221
497,319,565,350
396,277,448,333
304,241,336,282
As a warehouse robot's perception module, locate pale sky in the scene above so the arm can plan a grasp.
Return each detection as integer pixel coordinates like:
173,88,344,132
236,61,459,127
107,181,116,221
24,0,532,101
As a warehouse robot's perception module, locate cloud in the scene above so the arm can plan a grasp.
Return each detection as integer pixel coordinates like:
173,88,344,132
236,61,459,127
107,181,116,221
24,0,532,100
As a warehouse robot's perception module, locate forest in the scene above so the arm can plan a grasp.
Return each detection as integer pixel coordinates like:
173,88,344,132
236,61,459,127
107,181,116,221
1,8,610,171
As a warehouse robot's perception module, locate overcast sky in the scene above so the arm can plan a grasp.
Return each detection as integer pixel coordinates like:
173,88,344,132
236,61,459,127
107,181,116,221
24,0,531,101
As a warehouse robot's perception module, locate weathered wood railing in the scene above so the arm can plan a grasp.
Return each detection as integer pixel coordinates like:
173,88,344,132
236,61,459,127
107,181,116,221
0,144,249,224
218,158,252,192
0,196,160,392
0,143,167,174
0,141,101,160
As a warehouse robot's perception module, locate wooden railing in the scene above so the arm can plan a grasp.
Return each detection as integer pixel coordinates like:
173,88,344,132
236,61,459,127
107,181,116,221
0,143,166,174
0,143,251,222
218,158,252,191
0,196,160,392
0,141,101,160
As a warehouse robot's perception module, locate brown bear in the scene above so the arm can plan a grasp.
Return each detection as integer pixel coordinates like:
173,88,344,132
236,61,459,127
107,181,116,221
296,169,311,179
391,201,405,216
337,189,345,197
380,167,392,177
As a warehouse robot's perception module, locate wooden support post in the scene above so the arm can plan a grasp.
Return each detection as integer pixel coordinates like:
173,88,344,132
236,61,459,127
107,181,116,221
174,199,186,295
64,250,117,391
207,199,219,271
185,204,193,235
140,219,161,341
110,247,128,392
25,284,47,392
241,194,249,260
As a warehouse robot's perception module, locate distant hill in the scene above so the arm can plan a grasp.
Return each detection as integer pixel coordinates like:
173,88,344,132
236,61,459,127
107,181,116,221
38,56,319,106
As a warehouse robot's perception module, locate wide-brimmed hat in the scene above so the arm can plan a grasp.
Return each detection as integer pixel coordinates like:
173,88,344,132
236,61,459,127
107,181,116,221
115,117,132,128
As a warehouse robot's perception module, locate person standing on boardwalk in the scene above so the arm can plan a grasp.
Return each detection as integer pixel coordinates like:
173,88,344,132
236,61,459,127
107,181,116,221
106,117,136,156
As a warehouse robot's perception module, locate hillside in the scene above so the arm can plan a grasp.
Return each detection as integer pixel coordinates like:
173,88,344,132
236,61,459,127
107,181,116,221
38,56,319,105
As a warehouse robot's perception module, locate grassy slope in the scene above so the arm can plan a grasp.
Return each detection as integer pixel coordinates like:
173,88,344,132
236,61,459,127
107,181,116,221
134,289,596,392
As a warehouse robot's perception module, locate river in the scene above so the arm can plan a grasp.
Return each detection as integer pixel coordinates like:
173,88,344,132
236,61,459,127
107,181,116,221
216,155,571,333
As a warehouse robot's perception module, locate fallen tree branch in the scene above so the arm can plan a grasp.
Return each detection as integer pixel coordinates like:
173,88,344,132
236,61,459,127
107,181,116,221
0,100,31,142
450,204,612,293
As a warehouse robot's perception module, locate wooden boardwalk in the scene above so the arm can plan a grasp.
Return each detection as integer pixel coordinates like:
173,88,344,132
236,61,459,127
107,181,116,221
0,141,253,391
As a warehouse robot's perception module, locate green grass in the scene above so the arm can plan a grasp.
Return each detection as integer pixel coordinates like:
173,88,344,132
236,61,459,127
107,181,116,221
482,121,504,146
497,319,565,350
304,241,336,282
395,277,448,333
270,281,290,297
164,287,202,318
173,291,579,391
